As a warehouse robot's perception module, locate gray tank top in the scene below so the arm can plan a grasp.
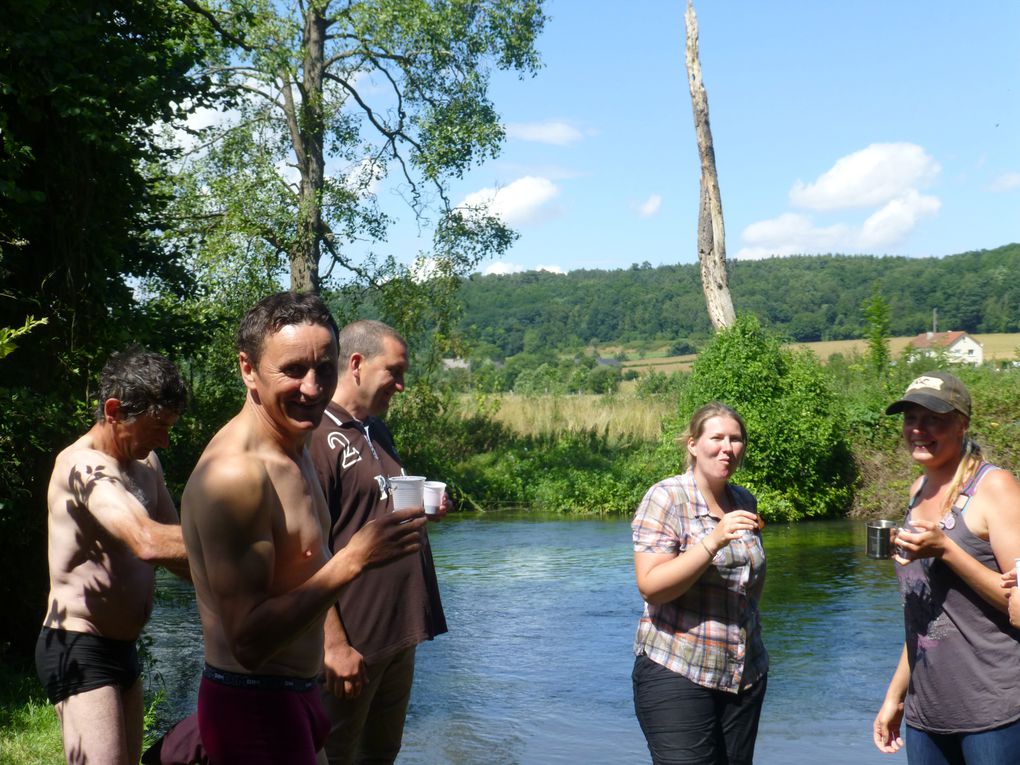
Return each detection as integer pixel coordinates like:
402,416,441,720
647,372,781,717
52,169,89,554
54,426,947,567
897,463,1020,733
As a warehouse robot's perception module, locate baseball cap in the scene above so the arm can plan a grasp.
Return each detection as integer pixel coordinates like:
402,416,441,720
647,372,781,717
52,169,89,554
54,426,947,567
885,371,971,418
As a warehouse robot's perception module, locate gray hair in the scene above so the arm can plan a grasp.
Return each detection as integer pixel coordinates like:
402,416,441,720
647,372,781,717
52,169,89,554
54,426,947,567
338,320,406,364
95,347,188,422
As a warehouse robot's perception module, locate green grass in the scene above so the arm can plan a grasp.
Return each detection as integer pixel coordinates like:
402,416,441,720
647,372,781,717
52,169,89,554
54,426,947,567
0,659,62,765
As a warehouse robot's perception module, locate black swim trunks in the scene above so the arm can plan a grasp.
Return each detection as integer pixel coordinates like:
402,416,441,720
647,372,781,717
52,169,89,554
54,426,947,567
35,626,141,704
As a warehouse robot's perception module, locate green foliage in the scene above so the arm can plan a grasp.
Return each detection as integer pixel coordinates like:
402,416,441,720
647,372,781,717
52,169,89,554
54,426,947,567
668,339,697,356
665,315,855,520
447,428,662,514
0,316,47,361
635,370,687,399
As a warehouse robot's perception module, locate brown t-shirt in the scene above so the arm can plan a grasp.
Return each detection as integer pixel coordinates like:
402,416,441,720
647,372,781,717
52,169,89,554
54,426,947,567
308,402,446,663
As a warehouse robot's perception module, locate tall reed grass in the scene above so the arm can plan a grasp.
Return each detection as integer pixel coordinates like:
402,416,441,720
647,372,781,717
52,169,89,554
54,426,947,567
458,393,673,442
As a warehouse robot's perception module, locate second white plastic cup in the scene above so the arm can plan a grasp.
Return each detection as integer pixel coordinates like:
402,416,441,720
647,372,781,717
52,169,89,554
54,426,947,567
389,475,425,511
424,481,446,516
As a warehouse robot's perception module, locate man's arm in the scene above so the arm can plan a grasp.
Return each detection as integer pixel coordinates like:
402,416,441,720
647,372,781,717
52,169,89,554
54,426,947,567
68,458,187,568
322,607,367,698
147,453,192,581
190,456,425,671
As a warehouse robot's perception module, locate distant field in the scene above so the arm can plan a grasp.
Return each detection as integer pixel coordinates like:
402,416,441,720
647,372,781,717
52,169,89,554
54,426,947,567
620,333,1020,375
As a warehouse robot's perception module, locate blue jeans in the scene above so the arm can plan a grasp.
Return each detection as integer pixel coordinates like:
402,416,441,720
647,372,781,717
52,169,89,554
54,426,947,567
905,718,1020,765
632,654,767,765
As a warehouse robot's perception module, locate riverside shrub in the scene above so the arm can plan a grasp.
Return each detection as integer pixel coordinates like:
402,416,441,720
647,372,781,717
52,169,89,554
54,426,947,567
664,315,855,520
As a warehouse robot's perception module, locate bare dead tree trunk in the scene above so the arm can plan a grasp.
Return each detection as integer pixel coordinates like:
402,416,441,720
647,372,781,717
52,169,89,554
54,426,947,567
685,0,735,329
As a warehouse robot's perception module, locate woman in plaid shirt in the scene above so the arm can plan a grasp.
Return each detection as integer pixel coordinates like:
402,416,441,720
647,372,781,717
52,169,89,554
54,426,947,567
632,402,768,764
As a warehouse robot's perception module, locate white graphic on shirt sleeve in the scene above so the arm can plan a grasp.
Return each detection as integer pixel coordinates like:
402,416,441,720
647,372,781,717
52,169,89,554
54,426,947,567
375,474,389,501
327,431,362,469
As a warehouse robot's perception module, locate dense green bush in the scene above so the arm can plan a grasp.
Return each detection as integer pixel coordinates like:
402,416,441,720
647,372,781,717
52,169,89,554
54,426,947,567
664,315,856,521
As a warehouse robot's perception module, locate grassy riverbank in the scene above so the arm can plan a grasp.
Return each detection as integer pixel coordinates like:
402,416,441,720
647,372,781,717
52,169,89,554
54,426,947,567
0,659,62,765
417,345,1020,519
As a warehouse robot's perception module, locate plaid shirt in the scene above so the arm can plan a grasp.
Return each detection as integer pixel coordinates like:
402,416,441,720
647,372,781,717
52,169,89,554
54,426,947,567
632,470,768,693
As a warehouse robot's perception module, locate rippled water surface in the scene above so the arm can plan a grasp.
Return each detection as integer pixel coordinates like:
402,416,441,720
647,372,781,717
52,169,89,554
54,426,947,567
146,515,906,764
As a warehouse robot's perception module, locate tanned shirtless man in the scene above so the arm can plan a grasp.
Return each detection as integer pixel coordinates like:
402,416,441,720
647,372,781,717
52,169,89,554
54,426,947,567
181,292,425,765
36,347,190,765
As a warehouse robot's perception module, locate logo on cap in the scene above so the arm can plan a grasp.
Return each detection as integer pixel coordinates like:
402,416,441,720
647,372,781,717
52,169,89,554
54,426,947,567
906,376,944,393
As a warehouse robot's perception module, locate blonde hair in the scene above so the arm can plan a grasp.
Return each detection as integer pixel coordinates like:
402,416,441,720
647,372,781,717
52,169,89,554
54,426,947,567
679,401,747,470
942,434,983,514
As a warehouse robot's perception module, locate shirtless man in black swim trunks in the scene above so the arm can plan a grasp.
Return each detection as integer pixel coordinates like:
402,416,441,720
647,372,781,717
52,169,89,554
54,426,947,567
36,347,190,765
182,292,425,765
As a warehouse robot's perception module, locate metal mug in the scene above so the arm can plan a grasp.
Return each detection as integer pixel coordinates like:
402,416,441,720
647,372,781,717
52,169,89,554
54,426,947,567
866,520,897,559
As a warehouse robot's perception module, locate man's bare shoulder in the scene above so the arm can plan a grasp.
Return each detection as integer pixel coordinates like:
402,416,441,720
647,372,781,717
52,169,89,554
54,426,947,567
50,434,129,501
185,450,271,524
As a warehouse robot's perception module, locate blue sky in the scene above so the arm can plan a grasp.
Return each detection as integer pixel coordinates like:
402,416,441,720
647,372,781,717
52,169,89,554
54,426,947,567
381,1,1019,275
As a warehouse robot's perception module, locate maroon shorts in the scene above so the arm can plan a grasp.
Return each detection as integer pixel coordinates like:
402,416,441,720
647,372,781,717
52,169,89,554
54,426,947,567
197,665,330,765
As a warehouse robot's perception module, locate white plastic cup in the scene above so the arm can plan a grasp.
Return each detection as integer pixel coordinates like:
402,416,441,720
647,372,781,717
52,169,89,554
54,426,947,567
389,476,425,511
424,481,446,516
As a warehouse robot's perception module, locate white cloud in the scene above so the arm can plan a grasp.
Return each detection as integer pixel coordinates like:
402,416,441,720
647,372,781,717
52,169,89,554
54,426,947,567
339,157,385,196
459,176,561,226
275,160,301,188
483,262,524,275
737,193,940,259
506,121,584,146
738,213,851,259
482,262,565,275
858,190,941,249
989,171,1020,192
790,143,941,210
737,143,944,258
635,194,662,218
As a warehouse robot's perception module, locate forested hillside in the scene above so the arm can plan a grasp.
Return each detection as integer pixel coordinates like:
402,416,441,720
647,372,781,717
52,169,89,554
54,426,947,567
459,244,1020,357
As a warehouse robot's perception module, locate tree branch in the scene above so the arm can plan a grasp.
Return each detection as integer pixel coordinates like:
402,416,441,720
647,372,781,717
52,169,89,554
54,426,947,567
177,0,253,52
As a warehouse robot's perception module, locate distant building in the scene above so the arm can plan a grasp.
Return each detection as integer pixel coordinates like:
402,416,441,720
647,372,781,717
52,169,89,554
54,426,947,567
595,357,622,367
442,358,470,371
907,331,983,366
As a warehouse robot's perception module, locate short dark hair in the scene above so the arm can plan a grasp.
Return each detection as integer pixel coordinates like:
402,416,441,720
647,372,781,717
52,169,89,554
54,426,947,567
236,291,339,369
337,320,406,365
95,347,188,422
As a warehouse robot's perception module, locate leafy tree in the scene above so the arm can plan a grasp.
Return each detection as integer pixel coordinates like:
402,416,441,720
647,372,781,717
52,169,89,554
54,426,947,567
172,0,546,293
863,283,892,375
586,364,621,394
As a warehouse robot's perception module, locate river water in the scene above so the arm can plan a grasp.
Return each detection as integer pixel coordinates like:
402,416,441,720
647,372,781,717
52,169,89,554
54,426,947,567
145,515,906,764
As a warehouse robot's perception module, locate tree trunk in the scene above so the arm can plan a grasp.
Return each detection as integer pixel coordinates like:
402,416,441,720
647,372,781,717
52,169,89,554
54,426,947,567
289,5,327,294
685,0,735,329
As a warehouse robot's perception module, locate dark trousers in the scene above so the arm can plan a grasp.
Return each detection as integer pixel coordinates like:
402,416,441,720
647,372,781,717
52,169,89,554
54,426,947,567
320,646,416,765
632,654,767,765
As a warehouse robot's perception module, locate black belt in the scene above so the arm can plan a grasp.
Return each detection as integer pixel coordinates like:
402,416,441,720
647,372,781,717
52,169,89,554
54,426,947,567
203,663,317,692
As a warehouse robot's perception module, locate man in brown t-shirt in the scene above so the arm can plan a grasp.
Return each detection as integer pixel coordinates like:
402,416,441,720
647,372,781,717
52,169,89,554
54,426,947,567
309,319,448,765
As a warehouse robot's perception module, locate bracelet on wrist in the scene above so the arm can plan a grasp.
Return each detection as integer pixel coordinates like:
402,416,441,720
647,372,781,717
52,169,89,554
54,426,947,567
700,538,716,558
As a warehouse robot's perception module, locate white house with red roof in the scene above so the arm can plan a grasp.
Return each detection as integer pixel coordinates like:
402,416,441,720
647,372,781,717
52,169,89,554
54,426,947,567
907,331,983,366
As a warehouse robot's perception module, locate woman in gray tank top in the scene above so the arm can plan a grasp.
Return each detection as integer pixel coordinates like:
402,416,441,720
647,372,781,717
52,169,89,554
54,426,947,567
872,372,1020,764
